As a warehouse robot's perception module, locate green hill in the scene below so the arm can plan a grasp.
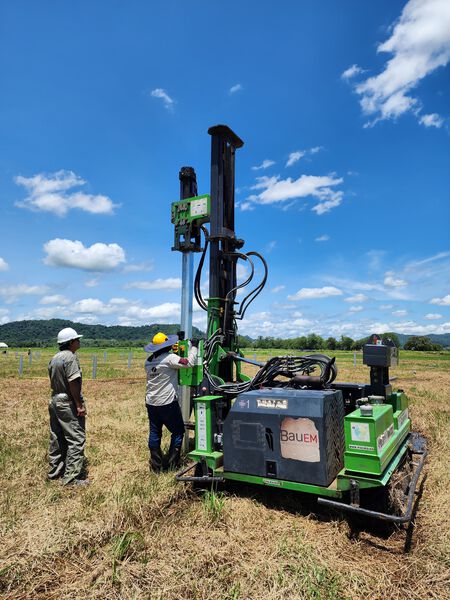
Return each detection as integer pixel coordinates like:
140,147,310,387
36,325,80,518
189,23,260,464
0,319,205,348
1,319,449,348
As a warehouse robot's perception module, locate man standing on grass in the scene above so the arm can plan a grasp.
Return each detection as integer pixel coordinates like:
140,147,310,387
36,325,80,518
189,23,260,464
47,327,88,486
145,331,199,473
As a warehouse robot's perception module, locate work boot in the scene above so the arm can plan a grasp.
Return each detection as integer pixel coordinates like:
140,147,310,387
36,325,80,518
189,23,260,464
149,447,163,473
167,445,182,470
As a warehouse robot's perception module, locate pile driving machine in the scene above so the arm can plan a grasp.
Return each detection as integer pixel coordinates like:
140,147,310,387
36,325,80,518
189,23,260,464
171,125,426,525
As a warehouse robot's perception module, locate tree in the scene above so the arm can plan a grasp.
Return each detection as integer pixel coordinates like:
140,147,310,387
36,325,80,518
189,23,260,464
380,332,401,348
325,337,338,350
404,336,442,351
338,335,354,351
306,333,324,350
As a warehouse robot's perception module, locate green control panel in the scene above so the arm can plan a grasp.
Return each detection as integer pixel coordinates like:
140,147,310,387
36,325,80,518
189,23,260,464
171,194,211,252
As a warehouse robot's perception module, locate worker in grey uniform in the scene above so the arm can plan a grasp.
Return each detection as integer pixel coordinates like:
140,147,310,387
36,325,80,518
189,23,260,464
48,327,88,485
145,331,199,472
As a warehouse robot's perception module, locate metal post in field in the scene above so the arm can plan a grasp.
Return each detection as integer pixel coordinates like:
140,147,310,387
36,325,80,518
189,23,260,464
28,352,32,365
92,355,98,379
176,166,198,454
18,355,23,376
103,351,107,363
127,352,132,369
353,351,357,367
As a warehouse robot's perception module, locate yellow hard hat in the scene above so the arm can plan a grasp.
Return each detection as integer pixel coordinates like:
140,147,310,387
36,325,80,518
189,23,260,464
153,332,168,345
144,331,178,353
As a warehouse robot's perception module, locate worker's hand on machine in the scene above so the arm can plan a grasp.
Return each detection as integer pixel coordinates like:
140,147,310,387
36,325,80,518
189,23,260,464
191,338,200,348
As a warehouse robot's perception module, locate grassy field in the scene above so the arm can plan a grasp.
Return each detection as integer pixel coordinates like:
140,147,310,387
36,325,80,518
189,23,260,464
0,349,449,599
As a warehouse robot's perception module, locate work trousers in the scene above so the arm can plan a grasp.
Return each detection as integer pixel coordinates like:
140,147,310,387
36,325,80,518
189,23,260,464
48,395,86,485
146,400,185,452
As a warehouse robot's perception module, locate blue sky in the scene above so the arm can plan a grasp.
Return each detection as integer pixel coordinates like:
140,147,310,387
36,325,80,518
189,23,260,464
1,0,449,340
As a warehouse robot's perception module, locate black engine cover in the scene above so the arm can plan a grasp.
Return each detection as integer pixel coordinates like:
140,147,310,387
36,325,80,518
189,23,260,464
223,387,344,487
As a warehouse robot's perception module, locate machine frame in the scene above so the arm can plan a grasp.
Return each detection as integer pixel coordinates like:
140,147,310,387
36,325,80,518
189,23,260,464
171,125,427,525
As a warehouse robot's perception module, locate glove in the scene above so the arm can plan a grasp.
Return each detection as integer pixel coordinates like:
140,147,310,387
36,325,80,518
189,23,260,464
191,338,200,348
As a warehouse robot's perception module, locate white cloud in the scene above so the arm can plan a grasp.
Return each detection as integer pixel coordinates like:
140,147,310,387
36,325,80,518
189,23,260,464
419,112,444,128
151,88,175,109
392,309,408,317
0,308,11,325
73,298,117,315
348,305,363,313
125,277,181,290
0,257,9,271
311,196,343,215
405,251,450,270
286,147,322,167
271,285,285,293
390,319,450,335
238,201,255,212
40,294,70,305
315,234,330,242
286,151,306,167
265,241,277,253
252,159,276,171
109,297,129,305
236,263,250,281
85,277,100,287
430,294,450,306
43,239,126,271
125,302,181,321
288,286,343,300
424,313,442,320
249,173,344,215
384,271,407,287
352,0,450,126
341,64,365,81
345,294,368,303
325,277,385,293
229,83,242,94
0,284,50,304
15,170,118,217
379,304,393,310
122,261,154,273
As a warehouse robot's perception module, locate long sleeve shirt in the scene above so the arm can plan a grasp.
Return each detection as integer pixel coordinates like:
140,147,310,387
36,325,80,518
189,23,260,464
145,345,198,406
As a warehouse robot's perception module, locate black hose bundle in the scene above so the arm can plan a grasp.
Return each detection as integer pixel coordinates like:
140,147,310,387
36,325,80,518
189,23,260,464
203,353,337,397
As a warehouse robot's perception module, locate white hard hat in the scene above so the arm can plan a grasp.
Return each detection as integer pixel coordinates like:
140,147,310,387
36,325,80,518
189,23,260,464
57,327,83,344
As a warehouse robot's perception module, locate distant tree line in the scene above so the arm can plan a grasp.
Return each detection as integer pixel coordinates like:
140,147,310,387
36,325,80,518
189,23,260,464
239,332,442,352
0,319,445,351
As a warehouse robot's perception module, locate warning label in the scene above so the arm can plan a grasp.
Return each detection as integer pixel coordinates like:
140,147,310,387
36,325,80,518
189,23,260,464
280,417,320,463
351,422,370,442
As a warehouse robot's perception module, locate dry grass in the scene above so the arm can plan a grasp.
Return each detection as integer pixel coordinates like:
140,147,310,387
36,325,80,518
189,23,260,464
0,354,449,599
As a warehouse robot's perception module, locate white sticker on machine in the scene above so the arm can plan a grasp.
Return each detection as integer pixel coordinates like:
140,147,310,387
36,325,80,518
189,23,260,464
197,402,207,451
280,417,320,462
351,422,370,442
377,424,394,453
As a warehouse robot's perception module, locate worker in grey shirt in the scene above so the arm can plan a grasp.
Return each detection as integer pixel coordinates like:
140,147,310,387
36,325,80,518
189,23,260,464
145,331,199,472
48,327,88,485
